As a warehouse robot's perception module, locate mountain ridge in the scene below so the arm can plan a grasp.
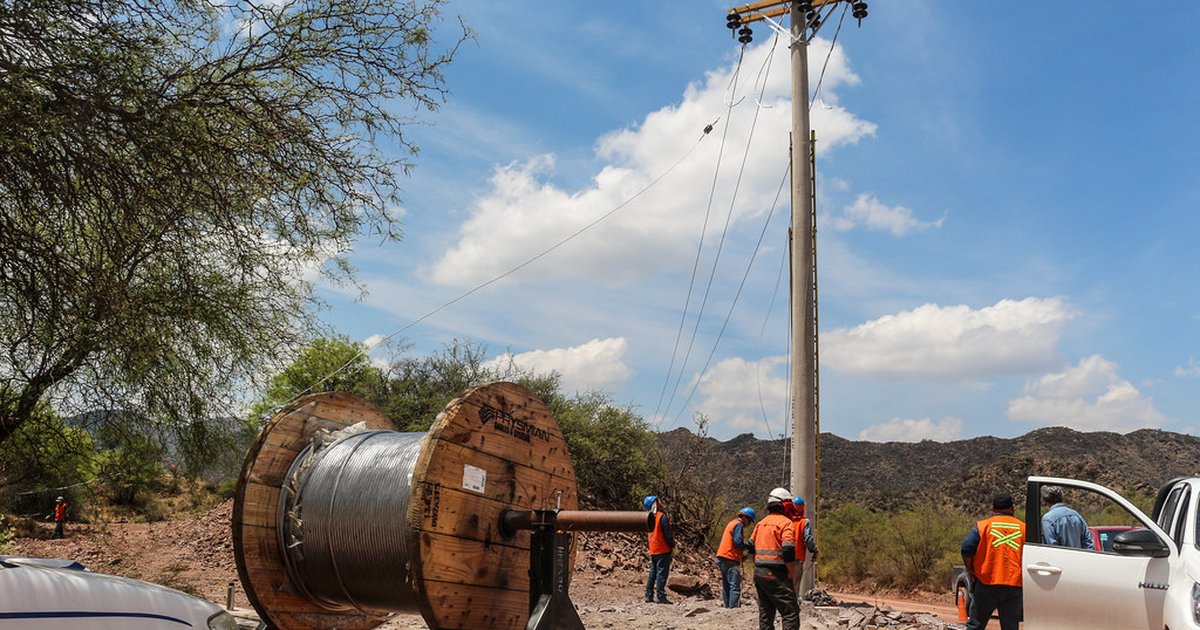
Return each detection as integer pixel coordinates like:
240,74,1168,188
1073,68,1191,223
660,425,1199,513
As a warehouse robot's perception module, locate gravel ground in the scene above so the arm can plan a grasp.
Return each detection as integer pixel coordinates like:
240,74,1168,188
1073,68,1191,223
7,503,962,629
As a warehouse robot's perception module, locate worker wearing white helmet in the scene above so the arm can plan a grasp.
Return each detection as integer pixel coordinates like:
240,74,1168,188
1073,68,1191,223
49,496,68,539
749,487,800,630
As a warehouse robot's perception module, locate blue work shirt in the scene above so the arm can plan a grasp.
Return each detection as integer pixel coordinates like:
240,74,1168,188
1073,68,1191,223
1042,503,1095,550
730,520,751,551
961,525,982,557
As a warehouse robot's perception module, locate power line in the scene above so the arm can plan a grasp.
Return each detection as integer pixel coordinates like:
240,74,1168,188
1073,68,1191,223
651,45,750,424
302,123,717,403
658,35,783,426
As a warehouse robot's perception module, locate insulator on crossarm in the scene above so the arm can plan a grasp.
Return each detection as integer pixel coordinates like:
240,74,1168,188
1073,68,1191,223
738,26,753,44
726,12,741,30
852,1,868,25
798,0,813,11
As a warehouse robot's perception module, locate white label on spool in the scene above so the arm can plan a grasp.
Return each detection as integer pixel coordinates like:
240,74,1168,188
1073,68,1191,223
462,464,487,493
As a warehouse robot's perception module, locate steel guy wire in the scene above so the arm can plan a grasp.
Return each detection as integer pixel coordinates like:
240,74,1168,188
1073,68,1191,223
658,35,783,428
665,158,790,430
650,45,749,425
810,3,849,111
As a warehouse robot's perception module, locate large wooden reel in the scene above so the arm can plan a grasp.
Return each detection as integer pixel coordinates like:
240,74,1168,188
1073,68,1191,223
232,382,579,629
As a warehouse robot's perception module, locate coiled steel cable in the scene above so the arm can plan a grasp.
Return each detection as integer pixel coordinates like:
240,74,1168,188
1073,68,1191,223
278,428,427,615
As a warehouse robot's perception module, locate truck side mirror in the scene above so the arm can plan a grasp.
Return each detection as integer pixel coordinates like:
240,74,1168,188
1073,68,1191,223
1112,528,1170,558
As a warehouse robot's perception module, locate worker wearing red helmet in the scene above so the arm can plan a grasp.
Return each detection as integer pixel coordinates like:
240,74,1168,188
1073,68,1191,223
715,506,756,608
750,487,799,630
786,495,819,584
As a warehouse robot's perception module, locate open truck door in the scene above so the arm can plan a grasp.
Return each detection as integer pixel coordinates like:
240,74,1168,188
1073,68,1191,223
1023,476,1173,630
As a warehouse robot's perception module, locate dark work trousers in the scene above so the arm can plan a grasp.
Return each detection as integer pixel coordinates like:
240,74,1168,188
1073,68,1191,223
716,557,743,608
753,565,799,630
966,582,1022,630
51,520,64,539
645,552,672,602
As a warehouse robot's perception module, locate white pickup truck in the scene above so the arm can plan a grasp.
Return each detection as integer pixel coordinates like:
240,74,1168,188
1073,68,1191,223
1022,475,1200,629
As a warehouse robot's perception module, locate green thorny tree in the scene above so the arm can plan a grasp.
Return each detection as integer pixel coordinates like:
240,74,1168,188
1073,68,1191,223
0,0,468,470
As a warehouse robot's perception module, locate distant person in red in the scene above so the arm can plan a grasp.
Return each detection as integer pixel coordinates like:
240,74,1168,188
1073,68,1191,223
642,495,676,604
49,496,68,539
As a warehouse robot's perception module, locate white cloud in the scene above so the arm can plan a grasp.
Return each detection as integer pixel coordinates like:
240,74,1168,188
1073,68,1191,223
361,334,391,371
1007,355,1167,432
828,193,943,236
686,356,788,437
483,337,632,394
1174,357,1200,378
428,38,876,288
823,297,1076,381
858,416,963,442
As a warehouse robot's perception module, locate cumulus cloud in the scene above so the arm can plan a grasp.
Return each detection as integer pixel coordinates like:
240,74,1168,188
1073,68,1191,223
857,416,963,442
1007,355,1167,432
1174,358,1200,378
687,356,788,436
822,297,1076,382
429,38,876,287
828,193,944,236
483,337,632,394
361,333,391,371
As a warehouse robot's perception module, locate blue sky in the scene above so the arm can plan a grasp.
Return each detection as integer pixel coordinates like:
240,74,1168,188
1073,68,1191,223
316,0,1200,443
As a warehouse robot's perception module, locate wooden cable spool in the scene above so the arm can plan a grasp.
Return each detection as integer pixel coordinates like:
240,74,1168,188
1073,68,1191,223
232,381,579,630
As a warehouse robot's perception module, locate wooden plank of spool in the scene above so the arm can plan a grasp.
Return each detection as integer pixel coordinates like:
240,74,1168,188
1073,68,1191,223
408,381,579,630
232,382,579,630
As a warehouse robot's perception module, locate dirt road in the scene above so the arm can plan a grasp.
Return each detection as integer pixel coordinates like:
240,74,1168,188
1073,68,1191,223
8,505,962,629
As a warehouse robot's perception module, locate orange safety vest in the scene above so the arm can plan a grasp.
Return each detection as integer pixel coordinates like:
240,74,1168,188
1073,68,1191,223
648,512,672,555
972,515,1025,588
791,517,809,563
716,517,748,563
751,513,795,568
54,502,67,522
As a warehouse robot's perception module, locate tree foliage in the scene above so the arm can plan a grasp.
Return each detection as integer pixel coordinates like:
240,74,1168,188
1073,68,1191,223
554,391,660,512
249,337,661,513
248,335,383,423
817,503,889,585
818,500,972,591
0,400,96,514
0,0,466,456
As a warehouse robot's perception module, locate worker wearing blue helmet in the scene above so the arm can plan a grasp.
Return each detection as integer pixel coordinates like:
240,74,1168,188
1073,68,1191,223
642,495,676,604
715,506,756,607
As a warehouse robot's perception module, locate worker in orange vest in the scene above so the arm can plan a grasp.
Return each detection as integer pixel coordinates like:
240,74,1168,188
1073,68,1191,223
715,506,756,608
787,496,818,585
643,495,676,604
749,487,799,630
49,496,68,539
960,492,1025,630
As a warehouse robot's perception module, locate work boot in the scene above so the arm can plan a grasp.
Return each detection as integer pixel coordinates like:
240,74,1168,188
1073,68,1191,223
644,595,653,603
656,596,671,605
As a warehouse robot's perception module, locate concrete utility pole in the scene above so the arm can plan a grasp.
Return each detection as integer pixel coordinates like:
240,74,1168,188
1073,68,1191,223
724,0,868,595
787,0,818,597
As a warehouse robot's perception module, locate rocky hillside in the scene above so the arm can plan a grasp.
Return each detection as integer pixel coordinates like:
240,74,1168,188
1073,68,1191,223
661,426,1200,513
